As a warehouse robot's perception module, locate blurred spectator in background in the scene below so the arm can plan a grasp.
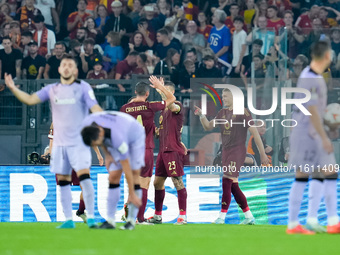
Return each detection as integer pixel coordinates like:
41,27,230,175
22,41,46,79
136,18,155,48
9,21,22,51
44,41,65,78
197,11,212,40
0,36,22,79
243,0,256,32
7,0,17,19
266,5,285,34
21,31,34,57
0,3,13,24
115,50,138,92
33,15,56,58
208,9,231,63
295,4,319,35
35,0,60,33
331,27,340,58
1,22,11,38
179,58,196,92
289,54,308,86
87,59,107,79
133,52,148,74
185,48,200,70
197,54,222,78
319,7,337,29
69,39,88,79
94,4,109,32
181,20,205,61
246,16,275,55
225,3,244,34
67,0,91,39
84,38,103,72
127,31,149,55
153,48,180,85
241,54,266,89
84,16,100,41
182,0,199,21
155,28,181,60
302,18,326,56
128,0,143,21
102,0,134,49
16,0,42,32
86,0,100,16
76,27,88,44
253,0,268,26
164,2,186,41
102,31,124,72
211,0,233,17
157,0,171,17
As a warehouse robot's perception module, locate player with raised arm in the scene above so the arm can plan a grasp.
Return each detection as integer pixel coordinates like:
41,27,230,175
81,111,146,230
194,88,269,224
147,80,188,225
120,76,176,223
287,41,340,234
4,54,103,229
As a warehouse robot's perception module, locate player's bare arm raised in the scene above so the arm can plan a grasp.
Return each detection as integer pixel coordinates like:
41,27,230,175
149,75,176,107
194,105,215,131
5,73,41,105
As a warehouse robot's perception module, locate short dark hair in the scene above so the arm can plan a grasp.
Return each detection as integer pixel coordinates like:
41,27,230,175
79,0,88,5
253,39,263,46
268,5,278,12
135,81,150,96
61,54,78,65
81,126,100,146
157,28,168,36
33,14,45,23
233,16,244,24
311,40,331,60
138,52,147,63
21,30,33,38
128,51,139,56
187,48,197,55
253,54,264,60
2,36,11,42
55,41,66,48
284,10,294,18
84,38,95,46
230,3,239,8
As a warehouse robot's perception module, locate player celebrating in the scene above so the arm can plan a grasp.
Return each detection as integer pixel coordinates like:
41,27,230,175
287,41,340,234
194,88,269,224
81,111,146,230
4,55,103,229
120,76,176,223
147,80,188,225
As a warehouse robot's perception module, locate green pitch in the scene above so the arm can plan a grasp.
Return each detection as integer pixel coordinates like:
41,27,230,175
1,223,340,255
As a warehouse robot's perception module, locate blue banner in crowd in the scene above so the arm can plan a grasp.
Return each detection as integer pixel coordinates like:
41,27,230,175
0,166,339,224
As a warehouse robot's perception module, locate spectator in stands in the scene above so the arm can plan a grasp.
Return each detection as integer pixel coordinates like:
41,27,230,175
44,41,65,78
290,54,308,86
197,54,222,78
231,16,248,78
94,4,109,32
319,7,338,29
241,54,266,89
211,0,233,17
9,21,21,51
295,4,319,35
185,48,200,70
0,3,13,23
69,39,88,79
35,0,60,33
2,22,11,37
136,18,155,48
243,0,256,32
208,9,231,64
331,27,340,58
0,36,22,79
164,2,186,41
267,0,292,13
157,0,171,18
15,0,42,32
266,5,285,34
182,0,199,21
127,31,149,55
133,52,148,74
179,59,196,93
76,27,88,44
33,15,56,58
163,25,182,50
115,51,138,92
225,3,243,34
155,28,181,60
87,59,107,79
128,0,143,21
56,0,78,40
102,0,134,49
84,38,103,72
247,120,273,165
102,31,124,71
153,48,180,85
181,20,205,61
253,0,268,26
280,10,304,59
84,17,100,41
302,18,326,56
86,0,100,16
67,0,91,39
21,31,34,57
7,0,17,18
22,41,46,79
197,11,212,40
241,39,264,75
246,16,275,55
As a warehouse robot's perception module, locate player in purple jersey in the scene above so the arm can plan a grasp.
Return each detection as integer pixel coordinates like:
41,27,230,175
194,88,269,224
287,41,340,235
120,76,176,223
4,55,103,229
81,111,151,230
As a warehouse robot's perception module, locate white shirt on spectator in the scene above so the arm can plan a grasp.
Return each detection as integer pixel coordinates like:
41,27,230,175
232,29,248,67
35,0,55,26
36,28,56,55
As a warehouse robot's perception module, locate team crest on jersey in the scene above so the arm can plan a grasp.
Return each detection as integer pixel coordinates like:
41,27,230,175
159,115,163,124
171,171,177,175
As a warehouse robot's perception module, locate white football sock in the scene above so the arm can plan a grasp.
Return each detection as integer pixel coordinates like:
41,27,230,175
80,178,95,219
107,186,120,225
60,184,73,221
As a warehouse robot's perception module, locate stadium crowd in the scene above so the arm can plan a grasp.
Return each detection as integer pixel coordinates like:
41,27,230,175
0,0,339,92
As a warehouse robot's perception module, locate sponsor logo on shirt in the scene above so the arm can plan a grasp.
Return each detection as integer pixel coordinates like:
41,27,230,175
54,97,76,104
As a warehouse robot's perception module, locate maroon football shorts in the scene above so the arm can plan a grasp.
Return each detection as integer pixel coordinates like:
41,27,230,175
155,151,184,177
222,146,246,178
140,148,154,178
55,170,80,186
